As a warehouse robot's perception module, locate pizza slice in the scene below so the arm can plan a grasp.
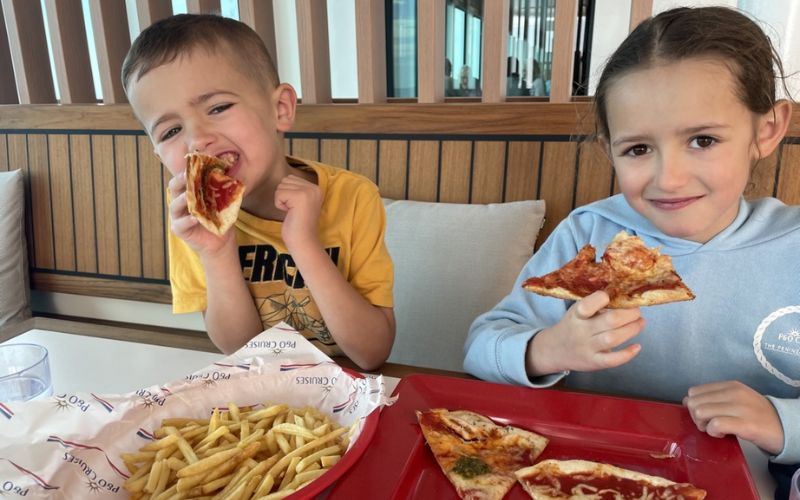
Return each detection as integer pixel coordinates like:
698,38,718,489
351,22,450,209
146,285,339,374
522,231,694,308
417,408,549,500
185,152,244,236
515,459,707,499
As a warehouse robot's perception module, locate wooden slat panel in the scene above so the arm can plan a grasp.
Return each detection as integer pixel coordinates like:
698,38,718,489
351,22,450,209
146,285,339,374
43,0,95,103
48,134,76,271
320,139,347,168
349,139,377,183
417,0,445,103
7,134,32,257
92,135,119,275
504,141,540,202
238,0,277,68
186,0,220,14
291,138,318,161
377,140,407,200
139,136,166,280
574,141,613,206
355,0,386,103
538,142,578,241
70,135,97,273
114,136,142,277
0,7,18,103
2,0,56,103
134,0,173,31
438,141,471,203
629,0,653,32
31,274,171,303
549,0,578,103
296,0,331,104
471,141,505,204
746,149,779,199
408,141,438,201
0,135,7,170
481,0,510,103
776,144,800,205
28,134,54,269
88,0,130,104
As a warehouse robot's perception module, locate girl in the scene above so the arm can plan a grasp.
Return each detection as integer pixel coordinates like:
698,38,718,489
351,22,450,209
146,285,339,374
464,5,798,494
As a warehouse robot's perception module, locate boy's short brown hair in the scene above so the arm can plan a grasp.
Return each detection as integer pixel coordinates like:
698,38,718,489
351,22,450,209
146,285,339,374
122,14,279,93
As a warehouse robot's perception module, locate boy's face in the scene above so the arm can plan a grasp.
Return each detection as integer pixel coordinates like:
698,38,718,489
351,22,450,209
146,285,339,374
605,58,757,243
127,49,293,195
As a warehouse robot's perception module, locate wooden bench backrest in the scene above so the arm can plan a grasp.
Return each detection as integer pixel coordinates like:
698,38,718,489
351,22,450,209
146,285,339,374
3,103,799,303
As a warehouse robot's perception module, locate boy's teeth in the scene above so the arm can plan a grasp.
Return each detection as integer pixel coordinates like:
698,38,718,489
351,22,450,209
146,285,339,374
219,153,238,165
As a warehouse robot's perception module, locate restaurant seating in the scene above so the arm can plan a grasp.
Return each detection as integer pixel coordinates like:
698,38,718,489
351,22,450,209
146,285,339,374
0,169,30,328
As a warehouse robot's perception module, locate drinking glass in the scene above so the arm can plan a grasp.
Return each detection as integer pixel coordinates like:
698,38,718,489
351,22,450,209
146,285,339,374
0,343,53,402
790,467,800,500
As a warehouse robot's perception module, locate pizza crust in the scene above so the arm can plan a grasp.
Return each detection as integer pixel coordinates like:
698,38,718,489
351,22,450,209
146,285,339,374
185,153,244,236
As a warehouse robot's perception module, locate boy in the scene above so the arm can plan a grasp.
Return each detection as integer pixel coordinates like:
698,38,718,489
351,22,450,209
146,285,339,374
121,14,395,370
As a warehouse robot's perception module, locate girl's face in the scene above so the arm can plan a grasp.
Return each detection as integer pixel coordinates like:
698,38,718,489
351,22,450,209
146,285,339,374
605,58,759,243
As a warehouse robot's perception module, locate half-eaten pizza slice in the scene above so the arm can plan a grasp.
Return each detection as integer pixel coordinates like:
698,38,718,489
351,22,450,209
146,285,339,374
515,459,707,499
185,152,244,236
522,231,694,308
417,408,549,500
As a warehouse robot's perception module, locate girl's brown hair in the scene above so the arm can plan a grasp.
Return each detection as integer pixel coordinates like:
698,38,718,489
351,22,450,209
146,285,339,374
122,14,279,94
593,6,790,140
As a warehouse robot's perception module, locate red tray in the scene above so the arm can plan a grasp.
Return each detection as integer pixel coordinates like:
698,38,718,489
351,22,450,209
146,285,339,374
328,374,758,499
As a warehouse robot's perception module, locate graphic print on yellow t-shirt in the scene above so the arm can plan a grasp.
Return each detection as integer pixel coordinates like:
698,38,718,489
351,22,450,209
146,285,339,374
241,242,340,353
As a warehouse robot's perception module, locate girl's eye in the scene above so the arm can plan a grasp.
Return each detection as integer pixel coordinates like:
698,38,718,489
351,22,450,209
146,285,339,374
623,144,650,157
210,103,233,114
690,136,716,149
159,126,181,142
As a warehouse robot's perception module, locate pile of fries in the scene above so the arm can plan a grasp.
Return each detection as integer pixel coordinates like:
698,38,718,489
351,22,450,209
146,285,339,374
122,403,351,499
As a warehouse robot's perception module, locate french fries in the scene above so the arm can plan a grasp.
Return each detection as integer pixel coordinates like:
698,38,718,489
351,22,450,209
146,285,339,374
122,403,351,500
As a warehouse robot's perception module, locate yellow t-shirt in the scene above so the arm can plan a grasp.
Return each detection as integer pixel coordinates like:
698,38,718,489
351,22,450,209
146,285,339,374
168,157,394,356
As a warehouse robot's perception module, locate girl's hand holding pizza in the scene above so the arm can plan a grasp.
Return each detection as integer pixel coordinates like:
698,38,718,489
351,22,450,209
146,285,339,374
275,174,323,253
526,291,645,376
683,380,784,455
168,171,235,257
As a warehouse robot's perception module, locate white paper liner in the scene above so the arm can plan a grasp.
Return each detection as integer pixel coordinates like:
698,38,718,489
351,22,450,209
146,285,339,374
0,323,395,498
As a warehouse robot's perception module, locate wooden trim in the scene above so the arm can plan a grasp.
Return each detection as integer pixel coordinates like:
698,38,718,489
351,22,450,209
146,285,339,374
186,0,221,14
43,0,95,104
1,0,56,104
238,0,277,70
0,5,18,103
87,0,131,104
629,0,653,32
549,0,578,103
133,0,173,31
5,103,800,137
417,0,445,103
296,0,332,104
481,0,510,103
31,273,171,303
355,0,386,104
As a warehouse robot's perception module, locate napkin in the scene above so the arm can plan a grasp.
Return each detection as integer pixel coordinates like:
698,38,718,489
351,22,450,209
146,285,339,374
0,323,393,498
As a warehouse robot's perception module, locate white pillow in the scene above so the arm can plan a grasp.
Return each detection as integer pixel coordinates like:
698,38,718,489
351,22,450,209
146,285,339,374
383,198,545,372
0,169,30,326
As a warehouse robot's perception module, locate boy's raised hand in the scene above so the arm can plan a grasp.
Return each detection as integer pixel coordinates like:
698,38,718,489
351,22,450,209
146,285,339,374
683,381,784,455
168,171,235,256
526,291,645,376
275,174,323,252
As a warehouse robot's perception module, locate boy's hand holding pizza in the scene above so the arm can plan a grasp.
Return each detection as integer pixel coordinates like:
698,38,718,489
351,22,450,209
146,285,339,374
526,291,645,376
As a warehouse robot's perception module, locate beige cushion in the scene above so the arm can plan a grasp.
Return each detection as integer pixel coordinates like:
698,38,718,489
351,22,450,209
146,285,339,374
383,198,545,372
0,170,30,326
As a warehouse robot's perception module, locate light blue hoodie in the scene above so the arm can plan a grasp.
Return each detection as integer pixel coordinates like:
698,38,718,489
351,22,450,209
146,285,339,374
464,194,800,463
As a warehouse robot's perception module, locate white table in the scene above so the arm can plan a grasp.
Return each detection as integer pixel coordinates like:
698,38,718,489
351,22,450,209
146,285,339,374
2,328,776,499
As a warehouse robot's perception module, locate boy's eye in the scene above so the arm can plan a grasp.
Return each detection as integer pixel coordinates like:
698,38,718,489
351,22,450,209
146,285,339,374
623,144,650,157
210,103,233,114
690,136,716,149
159,126,181,142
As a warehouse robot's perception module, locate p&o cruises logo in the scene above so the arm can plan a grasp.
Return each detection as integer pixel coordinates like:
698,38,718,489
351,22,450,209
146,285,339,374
754,305,800,387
